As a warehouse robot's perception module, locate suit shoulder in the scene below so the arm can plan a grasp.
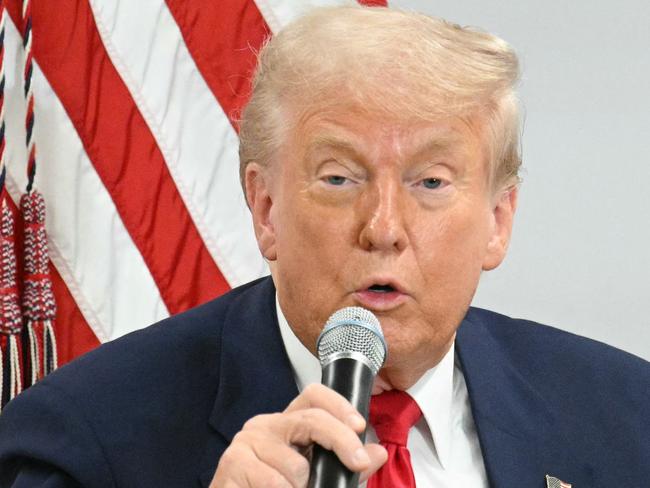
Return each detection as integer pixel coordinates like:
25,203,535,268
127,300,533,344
50,276,269,382
465,306,650,395
0,277,273,486
8,277,273,423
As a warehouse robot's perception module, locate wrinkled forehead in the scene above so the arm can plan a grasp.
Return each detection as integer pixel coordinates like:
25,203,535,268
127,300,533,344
279,98,492,168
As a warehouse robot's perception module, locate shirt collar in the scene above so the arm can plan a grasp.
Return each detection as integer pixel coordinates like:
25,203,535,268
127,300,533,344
407,341,455,470
276,294,322,392
275,294,455,470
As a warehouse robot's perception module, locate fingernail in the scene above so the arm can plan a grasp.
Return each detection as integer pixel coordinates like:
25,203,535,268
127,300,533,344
347,413,365,430
354,448,370,466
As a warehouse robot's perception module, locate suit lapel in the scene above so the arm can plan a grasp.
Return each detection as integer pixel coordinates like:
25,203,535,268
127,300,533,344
199,277,299,487
456,310,577,487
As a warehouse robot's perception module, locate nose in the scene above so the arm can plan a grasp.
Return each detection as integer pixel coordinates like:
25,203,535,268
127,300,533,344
357,177,409,253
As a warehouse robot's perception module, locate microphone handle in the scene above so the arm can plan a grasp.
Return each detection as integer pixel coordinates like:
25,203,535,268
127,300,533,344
308,358,375,488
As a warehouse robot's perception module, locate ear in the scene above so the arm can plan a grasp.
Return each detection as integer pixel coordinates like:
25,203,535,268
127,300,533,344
245,163,277,261
482,186,518,271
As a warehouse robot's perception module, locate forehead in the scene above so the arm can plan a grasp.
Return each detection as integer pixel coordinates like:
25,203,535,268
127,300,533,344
289,106,488,165
305,126,468,158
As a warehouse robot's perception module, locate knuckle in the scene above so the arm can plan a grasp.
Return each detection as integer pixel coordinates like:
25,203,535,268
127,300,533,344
295,408,326,430
303,384,351,413
242,413,276,431
241,418,257,431
291,408,345,448
302,383,322,398
231,431,250,446
242,415,263,431
300,407,325,422
217,445,240,468
295,408,312,424
232,430,265,451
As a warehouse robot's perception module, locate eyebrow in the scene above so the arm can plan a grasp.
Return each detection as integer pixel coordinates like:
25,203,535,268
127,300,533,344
412,135,464,158
304,131,466,162
305,135,361,157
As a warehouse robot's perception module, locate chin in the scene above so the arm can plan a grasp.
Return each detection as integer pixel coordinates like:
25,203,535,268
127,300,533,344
382,336,450,376
377,366,422,391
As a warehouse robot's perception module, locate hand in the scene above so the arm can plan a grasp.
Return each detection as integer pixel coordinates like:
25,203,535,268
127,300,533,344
210,383,387,487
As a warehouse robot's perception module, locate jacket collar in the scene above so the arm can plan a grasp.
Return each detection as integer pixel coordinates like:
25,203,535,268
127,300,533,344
456,309,578,487
200,277,299,487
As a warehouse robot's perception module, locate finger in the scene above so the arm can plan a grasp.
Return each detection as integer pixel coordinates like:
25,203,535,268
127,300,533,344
359,443,388,482
243,443,295,488
277,408,371,472
249,441,310,488
245,410,368,472
285,384,366,432
214,441,292,488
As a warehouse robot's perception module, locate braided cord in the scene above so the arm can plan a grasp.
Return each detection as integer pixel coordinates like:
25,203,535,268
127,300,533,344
22,0,35,192
0,0,25,410
18,0,57,387
0,0,7,190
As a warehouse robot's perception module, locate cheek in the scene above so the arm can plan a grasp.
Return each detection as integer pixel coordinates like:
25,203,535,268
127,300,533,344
278,196,347,260
272,196,358,351
450,208,491,263
279,177,363,252
414,203,492,302
273,194,352,296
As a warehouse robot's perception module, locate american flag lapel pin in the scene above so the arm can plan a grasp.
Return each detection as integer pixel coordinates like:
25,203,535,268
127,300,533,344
546,474,572,488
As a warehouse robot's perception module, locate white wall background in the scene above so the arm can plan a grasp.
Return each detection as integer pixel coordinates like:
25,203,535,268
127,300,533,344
392,0,650,360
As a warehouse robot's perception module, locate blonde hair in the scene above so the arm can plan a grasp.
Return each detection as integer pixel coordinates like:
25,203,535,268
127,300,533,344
239,6,521,193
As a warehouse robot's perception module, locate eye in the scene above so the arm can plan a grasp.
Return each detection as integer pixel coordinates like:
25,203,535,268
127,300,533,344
421,177,442,189
325,175,348,186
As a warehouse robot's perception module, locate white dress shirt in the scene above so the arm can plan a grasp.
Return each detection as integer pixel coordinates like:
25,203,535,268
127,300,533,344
276,296,489,487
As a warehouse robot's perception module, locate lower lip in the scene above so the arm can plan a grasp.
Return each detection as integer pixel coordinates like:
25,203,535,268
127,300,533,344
354,290,408,311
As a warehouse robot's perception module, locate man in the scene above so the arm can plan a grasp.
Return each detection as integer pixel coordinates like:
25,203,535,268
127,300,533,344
1,5,649,488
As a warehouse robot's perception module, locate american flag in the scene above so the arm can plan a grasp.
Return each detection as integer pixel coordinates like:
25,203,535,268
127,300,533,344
0,0,386,400
546,475,572,488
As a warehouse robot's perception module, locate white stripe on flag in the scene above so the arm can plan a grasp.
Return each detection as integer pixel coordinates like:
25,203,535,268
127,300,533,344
88,0,268,288
3,18,169,342
254,0,358,33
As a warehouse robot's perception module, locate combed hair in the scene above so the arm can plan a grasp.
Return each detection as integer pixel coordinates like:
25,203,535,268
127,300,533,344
239,6,521,193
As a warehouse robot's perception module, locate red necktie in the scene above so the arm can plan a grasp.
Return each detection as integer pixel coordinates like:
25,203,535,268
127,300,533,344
367,390,422,488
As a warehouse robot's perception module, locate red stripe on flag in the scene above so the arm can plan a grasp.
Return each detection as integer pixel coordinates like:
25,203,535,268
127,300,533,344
165,0,271,129
49,264,101,365
358,0,388,6
6,0,230,314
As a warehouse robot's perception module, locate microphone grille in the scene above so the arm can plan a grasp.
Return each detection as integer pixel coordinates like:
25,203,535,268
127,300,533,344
316,307,387,375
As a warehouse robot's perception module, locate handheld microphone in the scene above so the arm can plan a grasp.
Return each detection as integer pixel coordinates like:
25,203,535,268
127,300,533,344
307,307,387,488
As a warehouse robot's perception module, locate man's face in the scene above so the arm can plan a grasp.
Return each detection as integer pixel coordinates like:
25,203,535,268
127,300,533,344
246,106,517,389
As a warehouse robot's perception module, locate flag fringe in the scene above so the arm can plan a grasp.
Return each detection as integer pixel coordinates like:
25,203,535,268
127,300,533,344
1,334,21,411
8,334,20,398
43,319,56,375
20,191,57,387
24,321,38,385
0,197,24,410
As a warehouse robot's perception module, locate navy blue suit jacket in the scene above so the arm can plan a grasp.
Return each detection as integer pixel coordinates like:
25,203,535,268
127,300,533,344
1,276,649,487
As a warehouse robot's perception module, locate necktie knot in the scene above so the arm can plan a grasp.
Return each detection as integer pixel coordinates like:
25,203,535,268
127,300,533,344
369,390,422,447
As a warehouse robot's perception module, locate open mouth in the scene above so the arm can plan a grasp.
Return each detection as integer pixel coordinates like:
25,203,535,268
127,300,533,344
368,284,396,293
355,281,407,310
